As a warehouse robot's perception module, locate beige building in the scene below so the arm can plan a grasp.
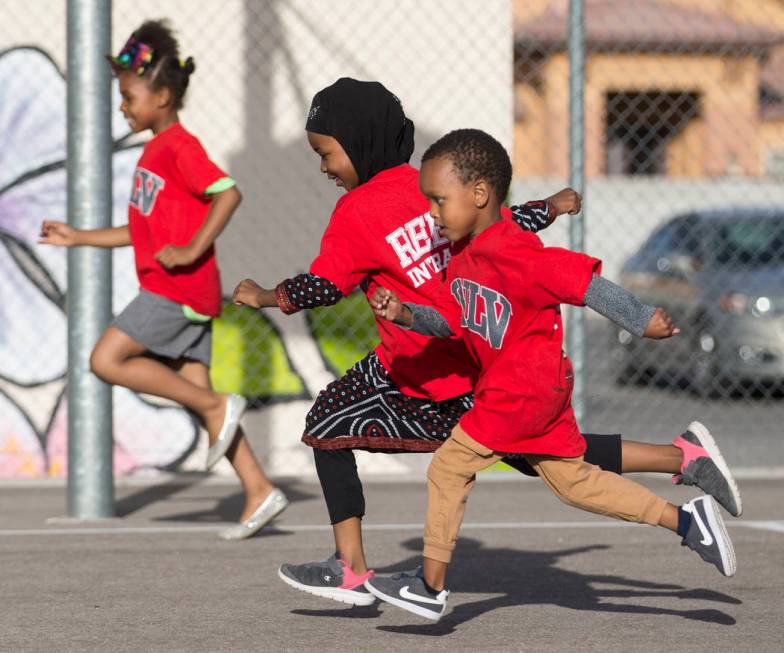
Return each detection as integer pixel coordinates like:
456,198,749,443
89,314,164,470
514,0,784,178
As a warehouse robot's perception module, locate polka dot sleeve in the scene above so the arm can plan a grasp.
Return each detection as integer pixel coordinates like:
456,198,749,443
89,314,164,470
275,273,344,314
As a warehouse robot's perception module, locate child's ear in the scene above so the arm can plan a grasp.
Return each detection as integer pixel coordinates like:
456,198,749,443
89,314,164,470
156,86,173,109
473,180,490,209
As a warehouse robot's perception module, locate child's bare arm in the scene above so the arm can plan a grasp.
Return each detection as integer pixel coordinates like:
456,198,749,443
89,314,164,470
39,220,131,248
156,186,242,269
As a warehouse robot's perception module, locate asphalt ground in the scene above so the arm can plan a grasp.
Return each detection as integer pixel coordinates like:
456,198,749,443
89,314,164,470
1,474,782,653
580,321,784,472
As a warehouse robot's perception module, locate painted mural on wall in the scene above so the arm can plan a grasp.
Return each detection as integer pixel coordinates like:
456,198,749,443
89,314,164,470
0,47,379,478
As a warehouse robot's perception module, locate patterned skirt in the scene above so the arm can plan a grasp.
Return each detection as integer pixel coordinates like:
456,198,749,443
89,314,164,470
302,352,473,452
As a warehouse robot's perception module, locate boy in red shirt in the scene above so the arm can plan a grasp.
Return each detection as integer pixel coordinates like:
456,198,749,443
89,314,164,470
367,129,736,621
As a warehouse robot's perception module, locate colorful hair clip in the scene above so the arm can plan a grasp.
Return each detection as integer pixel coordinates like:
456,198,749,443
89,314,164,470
110,36,154,75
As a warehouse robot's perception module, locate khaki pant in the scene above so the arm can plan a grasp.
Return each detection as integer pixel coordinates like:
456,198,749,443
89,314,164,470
423,426,669,564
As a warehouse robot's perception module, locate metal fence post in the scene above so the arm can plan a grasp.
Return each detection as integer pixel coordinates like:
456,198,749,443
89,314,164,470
66,0,114,517
567,0,586,423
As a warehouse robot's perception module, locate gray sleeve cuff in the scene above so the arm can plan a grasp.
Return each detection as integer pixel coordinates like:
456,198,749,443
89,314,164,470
582,275,655,338
402,302,455,337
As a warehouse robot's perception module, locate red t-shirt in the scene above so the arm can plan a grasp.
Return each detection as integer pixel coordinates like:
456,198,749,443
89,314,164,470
434,220,601,455
310,164,481,400
127,123,227,317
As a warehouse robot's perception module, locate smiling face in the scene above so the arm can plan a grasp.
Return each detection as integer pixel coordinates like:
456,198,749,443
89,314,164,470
118,71,172,134
307,131,360,191
419,155,492,242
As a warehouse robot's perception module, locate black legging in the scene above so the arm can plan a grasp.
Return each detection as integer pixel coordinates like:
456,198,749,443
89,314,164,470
314,433,622,524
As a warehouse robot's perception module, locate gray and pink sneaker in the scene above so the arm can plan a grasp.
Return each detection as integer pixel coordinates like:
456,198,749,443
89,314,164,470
673,421,742,517
278,553,376,606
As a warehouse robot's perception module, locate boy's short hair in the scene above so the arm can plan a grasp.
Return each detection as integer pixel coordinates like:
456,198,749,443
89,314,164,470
422,129,512,201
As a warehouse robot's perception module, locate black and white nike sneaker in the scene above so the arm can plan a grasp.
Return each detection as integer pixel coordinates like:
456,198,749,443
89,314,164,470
364,567,449,621
681,495,737,577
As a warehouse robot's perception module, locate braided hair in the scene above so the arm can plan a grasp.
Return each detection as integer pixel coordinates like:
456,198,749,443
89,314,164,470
422,128,512,202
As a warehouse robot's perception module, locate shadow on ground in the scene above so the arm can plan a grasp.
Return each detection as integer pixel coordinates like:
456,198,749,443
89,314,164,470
293,536,740,634
115,478,315,524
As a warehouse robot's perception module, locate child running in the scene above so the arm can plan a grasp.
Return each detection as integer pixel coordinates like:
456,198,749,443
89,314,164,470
232,79,740,606
366,129,737,621
39,19,287,540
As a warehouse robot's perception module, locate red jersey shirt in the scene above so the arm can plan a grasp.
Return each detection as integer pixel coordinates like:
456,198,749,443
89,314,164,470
310,164,481,400
435,220,601,455
127,123,227,317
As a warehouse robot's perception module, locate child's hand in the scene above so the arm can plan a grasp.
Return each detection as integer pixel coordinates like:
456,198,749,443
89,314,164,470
545,188,582,216
39,220,78,247
370,287,405,322
232,278,265,309
643,307,680,339
155,244,197,269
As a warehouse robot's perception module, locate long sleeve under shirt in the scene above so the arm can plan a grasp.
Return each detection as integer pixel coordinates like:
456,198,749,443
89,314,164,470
404,274,656,339
274,200,555,314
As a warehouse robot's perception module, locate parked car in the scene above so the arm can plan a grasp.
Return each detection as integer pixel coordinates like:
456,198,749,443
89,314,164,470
612,207,784,396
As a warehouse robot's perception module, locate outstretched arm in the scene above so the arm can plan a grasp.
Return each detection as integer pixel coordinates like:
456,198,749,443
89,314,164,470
370,287,456,337
509,188,582,233
233,272,344,311
39,221,131,248
582,275,678,339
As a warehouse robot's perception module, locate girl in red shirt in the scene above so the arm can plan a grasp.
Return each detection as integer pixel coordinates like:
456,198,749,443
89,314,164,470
368,129,737,621
40,20,286,539
232,79,740,605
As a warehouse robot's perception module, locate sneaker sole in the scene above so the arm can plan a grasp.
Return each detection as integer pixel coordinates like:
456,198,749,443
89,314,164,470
699,495,737,577
688,421,743,517
277,567,376,607
364,581,444,621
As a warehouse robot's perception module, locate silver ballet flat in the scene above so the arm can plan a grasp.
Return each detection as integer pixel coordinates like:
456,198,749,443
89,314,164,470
218,488,289,540
206,394,248,470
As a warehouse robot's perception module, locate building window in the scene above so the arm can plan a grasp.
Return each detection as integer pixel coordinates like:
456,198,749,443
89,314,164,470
605,92,700,175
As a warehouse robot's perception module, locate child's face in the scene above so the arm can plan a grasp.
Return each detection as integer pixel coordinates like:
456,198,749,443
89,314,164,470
420,156,488,242
118,71,169,133
307,131,359,191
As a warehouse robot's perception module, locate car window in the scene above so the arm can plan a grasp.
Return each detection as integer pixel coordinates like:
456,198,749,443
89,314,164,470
632,215,700,273
712,217,784,268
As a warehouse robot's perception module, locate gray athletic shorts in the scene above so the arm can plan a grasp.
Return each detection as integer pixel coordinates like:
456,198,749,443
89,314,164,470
111,290,212,366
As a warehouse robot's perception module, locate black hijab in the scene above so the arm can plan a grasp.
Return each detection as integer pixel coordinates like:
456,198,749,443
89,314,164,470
305,78,415,185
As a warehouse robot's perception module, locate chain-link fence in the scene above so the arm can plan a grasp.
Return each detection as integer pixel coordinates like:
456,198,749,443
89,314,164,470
514,0,784,469
2,0,784,479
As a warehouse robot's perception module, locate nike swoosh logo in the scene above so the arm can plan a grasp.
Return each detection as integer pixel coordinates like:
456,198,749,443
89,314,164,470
691,504,714,547
399,586,443,605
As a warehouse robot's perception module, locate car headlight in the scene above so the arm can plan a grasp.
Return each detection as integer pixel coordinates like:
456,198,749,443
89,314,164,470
719,292,774,317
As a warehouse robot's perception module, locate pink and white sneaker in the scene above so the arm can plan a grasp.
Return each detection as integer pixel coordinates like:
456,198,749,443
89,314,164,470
278,553,376,606
673,421,742,517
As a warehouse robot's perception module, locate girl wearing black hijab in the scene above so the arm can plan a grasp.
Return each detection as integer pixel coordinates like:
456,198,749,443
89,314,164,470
231,78,736,605
305,77,415,188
